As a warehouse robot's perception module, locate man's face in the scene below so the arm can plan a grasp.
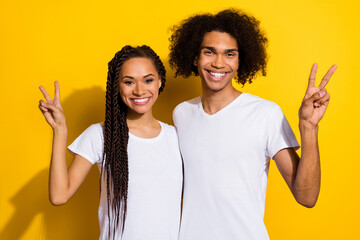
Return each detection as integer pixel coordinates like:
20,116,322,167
194,31,239,93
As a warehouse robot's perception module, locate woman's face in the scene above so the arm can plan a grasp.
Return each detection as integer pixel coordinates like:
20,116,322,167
118,57,162,116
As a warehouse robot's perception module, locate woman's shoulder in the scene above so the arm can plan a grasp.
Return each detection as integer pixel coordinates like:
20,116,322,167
77,122,104,141
86,122,104,134
158,121,177,136
159,121,175,130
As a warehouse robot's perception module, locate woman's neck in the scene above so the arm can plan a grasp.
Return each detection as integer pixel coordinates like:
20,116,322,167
126,110,161,138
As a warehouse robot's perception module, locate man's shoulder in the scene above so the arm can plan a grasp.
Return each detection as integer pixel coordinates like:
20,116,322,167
241,93,280,112
173,96,201,114
172,97,201,126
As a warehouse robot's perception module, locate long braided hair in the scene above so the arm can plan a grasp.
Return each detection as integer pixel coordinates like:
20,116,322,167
102,45,166,238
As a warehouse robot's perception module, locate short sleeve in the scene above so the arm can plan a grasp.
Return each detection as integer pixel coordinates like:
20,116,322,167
68,123,104,164
266,105,300,159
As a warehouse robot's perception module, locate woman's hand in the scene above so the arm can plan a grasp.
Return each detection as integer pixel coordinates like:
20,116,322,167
39,81,66,130
39,81,92,205
298,64,337,127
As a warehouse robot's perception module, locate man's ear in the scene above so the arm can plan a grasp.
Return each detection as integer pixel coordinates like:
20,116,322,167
194,56,198,66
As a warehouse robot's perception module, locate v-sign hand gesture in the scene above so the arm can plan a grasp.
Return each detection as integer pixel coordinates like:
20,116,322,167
39,81,66,130
298,64,337,127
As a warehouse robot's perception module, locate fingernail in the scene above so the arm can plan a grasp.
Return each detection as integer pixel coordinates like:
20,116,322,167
314,102,320,107
319,91,325,97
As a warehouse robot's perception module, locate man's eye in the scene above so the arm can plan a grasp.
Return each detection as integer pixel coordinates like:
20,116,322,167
204,51,213,55
226,53,236,57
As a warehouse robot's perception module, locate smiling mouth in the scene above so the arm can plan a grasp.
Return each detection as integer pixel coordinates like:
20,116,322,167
131,97,150,105
206,70,228,81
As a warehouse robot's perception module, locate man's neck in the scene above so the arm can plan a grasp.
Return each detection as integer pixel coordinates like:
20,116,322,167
201,86,242,115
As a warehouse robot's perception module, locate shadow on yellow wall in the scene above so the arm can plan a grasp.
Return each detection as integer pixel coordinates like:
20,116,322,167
0,63,200,239
0,168,100,240
1,86,106,239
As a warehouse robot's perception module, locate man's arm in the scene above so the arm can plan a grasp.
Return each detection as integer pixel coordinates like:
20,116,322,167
273,64,337,208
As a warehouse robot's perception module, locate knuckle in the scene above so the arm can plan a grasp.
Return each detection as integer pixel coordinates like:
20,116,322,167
303,99,312,106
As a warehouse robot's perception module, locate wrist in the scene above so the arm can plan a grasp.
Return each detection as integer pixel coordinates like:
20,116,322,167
299,120,318,133
53,123,68,135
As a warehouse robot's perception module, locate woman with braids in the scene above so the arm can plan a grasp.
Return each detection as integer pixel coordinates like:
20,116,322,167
38,45,182,239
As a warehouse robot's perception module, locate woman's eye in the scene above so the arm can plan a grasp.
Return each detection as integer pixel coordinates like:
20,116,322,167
145,79,154,83
124,81,133,85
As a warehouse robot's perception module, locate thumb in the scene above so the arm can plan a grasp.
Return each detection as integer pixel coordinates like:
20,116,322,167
40,101,60,113
306,89,327,104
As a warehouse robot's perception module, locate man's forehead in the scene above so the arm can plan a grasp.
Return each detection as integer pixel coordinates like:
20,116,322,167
201,31,238,51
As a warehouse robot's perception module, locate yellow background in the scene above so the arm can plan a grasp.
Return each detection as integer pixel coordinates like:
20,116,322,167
1,0,359,239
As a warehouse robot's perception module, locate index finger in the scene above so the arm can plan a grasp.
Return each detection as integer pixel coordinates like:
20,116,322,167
319,64,337,89
54,81,60,102
39,85,52,102
307,63,318,89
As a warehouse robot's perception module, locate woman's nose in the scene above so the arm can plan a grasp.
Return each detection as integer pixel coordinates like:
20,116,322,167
133,83,146,96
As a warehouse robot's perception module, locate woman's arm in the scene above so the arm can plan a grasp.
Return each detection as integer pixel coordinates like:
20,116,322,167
39,81,93,205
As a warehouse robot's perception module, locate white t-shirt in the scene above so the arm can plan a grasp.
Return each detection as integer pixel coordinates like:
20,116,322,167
68,121,183,240
173,93,299,240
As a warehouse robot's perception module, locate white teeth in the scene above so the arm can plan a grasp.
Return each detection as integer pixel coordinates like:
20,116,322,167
209,72,226,77
132,98,149,103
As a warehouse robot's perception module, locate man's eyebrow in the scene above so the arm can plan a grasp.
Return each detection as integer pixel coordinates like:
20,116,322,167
224,48,239,53
201,46,239,52
201,46,216,51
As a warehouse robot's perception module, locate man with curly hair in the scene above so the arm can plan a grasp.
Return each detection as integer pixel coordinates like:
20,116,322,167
169,9,336,239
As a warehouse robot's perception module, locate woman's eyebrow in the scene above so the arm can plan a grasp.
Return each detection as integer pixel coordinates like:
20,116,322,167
143,74,155,78
121,73,155,80
121,75,134,80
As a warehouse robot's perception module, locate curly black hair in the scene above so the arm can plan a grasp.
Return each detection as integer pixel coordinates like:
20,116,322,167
169,8,268,85
103,45,166,238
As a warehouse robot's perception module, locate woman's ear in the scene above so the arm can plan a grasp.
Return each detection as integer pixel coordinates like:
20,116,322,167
158,78,162,89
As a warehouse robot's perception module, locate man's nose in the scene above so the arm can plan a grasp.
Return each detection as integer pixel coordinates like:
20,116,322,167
211,55,225,69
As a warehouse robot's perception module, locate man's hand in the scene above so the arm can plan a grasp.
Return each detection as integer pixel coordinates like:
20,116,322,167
298,64,337,127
